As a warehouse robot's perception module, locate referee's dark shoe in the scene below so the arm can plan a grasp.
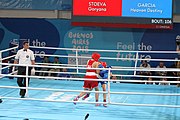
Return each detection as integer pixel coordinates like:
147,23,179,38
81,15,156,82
21,95,25,98
0,99,3,103
20,89,25,98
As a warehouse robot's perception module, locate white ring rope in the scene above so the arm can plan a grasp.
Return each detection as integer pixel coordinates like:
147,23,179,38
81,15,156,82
1,62,180,81
1,85,180,96
1,62,180,72
0,46,18,53
0,46,180,108
1,73,180,84
0,55,16,61
30,45,180,54
1,96,179,108
30,46,180,62
1,63,180,82
34,53,180,62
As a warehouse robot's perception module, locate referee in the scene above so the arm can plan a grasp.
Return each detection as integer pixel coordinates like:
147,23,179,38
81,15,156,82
14,41,35,98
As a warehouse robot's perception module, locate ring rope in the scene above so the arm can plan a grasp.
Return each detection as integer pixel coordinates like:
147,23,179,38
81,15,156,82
30,46,180,54
0,46,180,108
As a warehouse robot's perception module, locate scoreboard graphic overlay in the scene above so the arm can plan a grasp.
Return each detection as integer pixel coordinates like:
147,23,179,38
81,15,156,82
72,0,173,29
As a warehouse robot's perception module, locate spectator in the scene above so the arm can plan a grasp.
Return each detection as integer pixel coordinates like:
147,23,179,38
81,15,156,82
167,61,177,85
39,56,50,76
156,62,167,85
48,57,62,77
112,75,118,83
138,60,152,84
57,68,71,79
177,61,180,87
176,39,180,87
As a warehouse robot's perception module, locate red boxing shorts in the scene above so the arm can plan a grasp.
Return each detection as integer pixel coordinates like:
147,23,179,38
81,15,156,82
83,76,98,89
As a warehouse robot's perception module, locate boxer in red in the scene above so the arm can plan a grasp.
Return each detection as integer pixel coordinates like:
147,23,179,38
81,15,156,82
73,52,100,106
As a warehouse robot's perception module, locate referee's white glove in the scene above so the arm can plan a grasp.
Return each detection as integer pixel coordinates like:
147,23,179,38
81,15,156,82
12,66,17,75
31,68,35,75
12,67,15,72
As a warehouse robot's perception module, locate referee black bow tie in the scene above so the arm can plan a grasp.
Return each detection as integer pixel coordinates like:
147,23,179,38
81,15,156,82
23,49,27,51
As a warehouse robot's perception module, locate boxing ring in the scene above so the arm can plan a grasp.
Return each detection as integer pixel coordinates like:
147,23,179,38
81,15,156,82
0,46,180,120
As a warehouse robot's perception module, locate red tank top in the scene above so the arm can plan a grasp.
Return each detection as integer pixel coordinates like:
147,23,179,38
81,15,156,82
86,59,96,76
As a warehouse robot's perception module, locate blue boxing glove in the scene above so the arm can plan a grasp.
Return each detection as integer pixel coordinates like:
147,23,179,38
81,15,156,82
103,73,108,79
107,66,112,68
99,70,108,75
101,70,108,73
98,63,108,78
99,70,108,78
99,71,104,78
98,64,105,77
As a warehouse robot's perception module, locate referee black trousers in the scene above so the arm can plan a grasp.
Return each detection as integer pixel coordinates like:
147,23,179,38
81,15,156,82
17,67,31,97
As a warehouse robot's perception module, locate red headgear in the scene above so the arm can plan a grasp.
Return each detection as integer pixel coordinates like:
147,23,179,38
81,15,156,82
92,52,100,61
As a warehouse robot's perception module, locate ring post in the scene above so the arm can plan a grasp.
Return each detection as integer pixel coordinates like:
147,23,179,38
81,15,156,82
25,65,29,97
107,67,111,105
134,52,139,76
0,51,2,78
75,50,79,74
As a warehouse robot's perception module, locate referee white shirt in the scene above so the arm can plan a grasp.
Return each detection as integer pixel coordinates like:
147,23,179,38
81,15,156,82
15,49,35,65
